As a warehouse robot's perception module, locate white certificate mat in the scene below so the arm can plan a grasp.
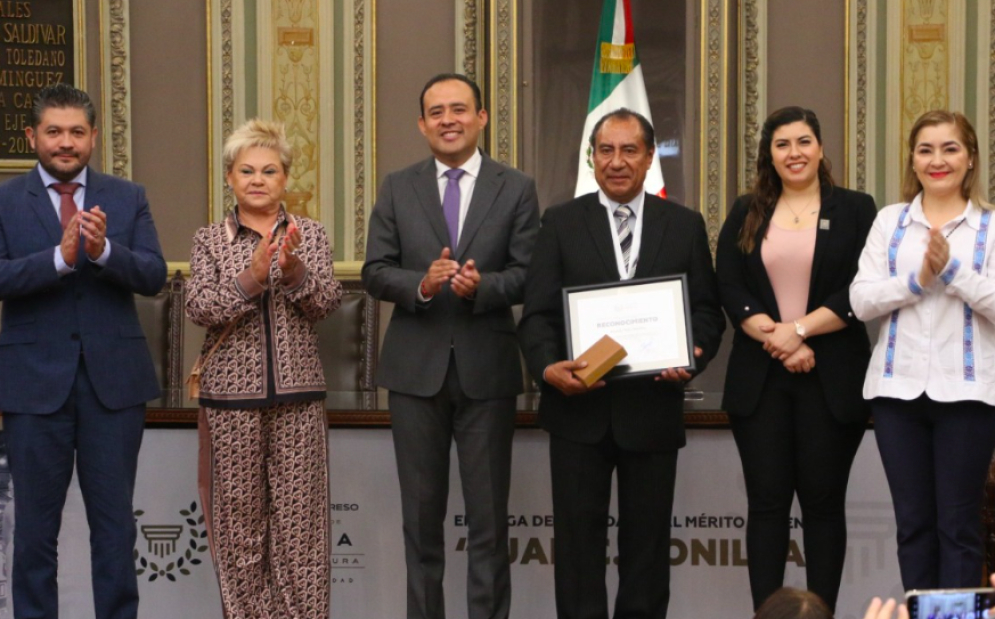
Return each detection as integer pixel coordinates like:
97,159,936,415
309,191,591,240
563,275,693,377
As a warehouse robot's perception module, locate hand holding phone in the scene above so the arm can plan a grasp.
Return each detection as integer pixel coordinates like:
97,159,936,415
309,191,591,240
905,588,995,619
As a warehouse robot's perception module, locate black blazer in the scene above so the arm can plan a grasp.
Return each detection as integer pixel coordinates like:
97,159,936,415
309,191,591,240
715,185,876,423
518,193,725,452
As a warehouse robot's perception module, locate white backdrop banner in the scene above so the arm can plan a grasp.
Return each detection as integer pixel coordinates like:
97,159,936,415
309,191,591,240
0,427,902,619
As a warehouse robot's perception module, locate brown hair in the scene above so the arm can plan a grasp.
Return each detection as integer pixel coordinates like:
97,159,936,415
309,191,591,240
901,110,990,209
752,588,834,619
739,106,835,253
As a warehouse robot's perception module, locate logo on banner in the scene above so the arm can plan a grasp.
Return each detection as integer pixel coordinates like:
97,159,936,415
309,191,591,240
132,501,209,582
331,502,366,585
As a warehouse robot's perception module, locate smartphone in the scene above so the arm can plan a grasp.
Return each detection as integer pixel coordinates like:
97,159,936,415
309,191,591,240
905,588,995,619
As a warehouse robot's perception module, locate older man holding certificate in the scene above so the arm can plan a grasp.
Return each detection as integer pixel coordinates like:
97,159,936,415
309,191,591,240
518,108,725,619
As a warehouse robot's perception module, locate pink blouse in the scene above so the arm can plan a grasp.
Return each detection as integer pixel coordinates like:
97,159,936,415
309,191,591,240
761,222,815,322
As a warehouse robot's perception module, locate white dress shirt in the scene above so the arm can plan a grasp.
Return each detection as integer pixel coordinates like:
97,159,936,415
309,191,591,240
850,194,995,405
598,189,644,280
37,164,111,274
433,148,482,246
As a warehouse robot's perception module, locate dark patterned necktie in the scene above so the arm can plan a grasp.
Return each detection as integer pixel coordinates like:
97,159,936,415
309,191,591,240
51,182,81,230
614,204,633,270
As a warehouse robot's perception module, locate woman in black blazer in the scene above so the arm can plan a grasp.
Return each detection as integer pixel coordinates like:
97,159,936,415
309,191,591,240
715,107,877,612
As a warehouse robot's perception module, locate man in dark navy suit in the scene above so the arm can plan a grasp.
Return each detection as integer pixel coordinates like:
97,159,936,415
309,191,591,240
0,84,166,619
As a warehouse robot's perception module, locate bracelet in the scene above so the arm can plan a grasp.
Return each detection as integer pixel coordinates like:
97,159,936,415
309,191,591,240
420,280,430,298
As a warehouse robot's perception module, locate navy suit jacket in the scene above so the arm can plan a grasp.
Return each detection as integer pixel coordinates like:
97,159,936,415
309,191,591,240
715,185,876,423
0,166,166,414
518,193,725,453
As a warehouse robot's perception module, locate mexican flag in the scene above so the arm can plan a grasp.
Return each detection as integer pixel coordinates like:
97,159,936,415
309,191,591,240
575,0,666,199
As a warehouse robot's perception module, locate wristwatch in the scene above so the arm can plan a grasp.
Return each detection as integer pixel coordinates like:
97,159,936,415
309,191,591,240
793,320,807,340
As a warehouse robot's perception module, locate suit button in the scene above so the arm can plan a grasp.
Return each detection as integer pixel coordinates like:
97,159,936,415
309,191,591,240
70,333,80,341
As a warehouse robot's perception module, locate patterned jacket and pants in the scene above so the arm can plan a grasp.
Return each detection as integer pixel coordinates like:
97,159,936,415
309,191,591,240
186,207,342,618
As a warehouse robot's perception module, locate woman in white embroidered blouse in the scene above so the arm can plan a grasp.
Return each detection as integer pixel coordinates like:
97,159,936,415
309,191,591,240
850,110,995,591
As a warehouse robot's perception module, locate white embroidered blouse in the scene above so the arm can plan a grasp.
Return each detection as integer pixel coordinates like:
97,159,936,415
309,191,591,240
851,193,995,405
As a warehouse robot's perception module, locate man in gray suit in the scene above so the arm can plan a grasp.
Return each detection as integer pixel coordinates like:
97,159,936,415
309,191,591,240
362,73,539,619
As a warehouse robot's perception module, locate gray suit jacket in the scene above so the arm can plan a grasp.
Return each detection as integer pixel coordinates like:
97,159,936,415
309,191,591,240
363,152,540,399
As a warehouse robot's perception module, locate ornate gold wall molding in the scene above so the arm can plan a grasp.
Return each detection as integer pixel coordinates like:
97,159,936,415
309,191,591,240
700,0,731,249
99,0,131,179
221,0,236,216
738,0,764,195
846,0,870,192
456,0,483,83
455,0,517,165
486,0,518,167
345,0,374,260
207,0,236,221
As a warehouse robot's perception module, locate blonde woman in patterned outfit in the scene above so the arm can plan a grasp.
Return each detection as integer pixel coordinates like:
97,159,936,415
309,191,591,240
185,118,342,618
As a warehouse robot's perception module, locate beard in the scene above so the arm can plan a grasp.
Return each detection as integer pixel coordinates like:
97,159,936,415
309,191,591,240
37,149,87,182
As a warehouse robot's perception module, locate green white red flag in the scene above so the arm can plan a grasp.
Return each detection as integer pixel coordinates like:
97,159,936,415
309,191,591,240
575,0,666,199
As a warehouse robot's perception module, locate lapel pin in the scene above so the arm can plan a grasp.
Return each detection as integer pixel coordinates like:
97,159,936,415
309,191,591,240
819,219,830,230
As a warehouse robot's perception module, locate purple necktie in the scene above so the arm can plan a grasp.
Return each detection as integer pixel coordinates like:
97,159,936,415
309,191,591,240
443,168,465,247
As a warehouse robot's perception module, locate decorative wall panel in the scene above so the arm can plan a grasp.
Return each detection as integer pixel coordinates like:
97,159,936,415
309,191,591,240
208,0,374,266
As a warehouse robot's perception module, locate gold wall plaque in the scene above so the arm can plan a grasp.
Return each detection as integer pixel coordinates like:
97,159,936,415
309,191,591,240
278,26,313,46
908,23,944,43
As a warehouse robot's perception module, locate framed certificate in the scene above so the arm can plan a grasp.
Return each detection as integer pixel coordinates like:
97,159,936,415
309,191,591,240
563,274,694,379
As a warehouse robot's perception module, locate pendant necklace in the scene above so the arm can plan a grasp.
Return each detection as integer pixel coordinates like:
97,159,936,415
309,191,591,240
783,195,818,224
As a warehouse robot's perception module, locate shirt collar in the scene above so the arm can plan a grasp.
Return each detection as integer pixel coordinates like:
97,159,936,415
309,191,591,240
434,148,482,180
906,192,983,230
597,189,645,219
37,164,87,189
224,204,294,243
